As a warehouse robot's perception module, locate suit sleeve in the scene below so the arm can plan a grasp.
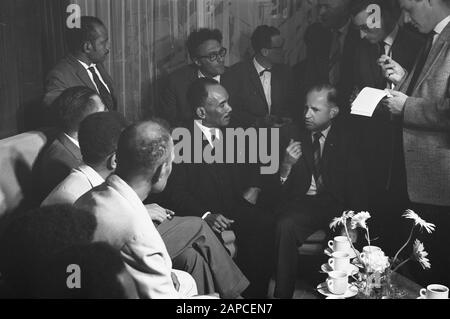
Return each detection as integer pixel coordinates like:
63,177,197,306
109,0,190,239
43,69,68,108
345,140,369,210
159,75,180,127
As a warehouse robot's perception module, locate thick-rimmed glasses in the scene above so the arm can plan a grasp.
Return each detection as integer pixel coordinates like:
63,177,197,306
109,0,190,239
197,47,227,62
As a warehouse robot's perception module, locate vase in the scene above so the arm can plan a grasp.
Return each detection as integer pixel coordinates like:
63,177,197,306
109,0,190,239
359,269,393,299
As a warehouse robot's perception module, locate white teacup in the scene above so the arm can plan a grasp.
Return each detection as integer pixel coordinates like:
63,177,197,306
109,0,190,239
328,251,351,271
328,236,351,252
360,246,384,260
326,270,348,295
420,284,449,299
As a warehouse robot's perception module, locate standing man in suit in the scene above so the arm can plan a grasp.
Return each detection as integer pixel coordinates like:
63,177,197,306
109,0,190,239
274,84,367,298
34,86,106,203
349,0,424,248
160,29,228,127
44,16,116,111
160,78,275,298
222,25,296,128
380,0,450,286
295,0,360,113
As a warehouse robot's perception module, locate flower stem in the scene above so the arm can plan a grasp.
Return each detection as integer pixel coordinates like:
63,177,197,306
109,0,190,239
392,257,411,273
366,227,371,247
393,225,414,265
344,222,364,265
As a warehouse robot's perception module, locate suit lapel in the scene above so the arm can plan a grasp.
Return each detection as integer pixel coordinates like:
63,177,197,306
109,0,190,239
66,55,97,91
300,130,314,177
271,65,282,115
247,61,269,112
321,125,338,185
57,133,82,162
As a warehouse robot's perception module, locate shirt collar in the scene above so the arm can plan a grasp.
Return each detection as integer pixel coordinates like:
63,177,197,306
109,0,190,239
77,59,96,70
384,24,399,47
198,70,221,83
64,133,80,148
312,125,332,140
194,120,220,147
106,174,145,209
77,165,105,188
253,57,268,75
434,15,450,35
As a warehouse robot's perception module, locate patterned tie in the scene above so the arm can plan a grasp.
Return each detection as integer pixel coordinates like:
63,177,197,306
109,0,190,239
312,132,324,194
329,30,342,86
406,31,436,96
87,66,114,110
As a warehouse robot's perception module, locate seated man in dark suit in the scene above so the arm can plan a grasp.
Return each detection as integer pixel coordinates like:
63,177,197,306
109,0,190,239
274,84,367,298
159,78,275,298
34,86,106,202
222,25,296,128
293,0,360,113
44,16,116,112
160,28,228,127
349,0,424,248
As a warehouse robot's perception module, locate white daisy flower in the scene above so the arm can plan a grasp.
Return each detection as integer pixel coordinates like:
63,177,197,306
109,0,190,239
402,209,436,234
351,211,371,230
329,210,354,230
412,239,431,270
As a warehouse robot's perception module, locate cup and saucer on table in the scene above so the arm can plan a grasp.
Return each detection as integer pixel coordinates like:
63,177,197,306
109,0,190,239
417,284,449,299
324,236,359,259
317,270,359,299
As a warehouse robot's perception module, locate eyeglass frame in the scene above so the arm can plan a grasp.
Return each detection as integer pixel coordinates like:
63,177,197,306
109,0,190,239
196,47,228,62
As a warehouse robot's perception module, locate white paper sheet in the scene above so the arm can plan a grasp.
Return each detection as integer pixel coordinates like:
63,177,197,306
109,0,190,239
351,87,393,117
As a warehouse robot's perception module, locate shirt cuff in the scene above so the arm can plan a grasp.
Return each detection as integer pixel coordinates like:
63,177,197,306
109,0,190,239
201,212,211,219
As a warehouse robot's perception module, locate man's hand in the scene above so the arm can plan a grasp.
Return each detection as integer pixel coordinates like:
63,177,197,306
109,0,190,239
242,187,261,205
145,203,175,224
384,90,408,116
282,139,302,167
377,55,406,85
204,213,234,234
171,272,180,291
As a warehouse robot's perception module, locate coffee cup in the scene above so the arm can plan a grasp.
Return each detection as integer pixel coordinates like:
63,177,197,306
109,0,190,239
328,236,351,252
326,270,348,295
328,251,351,271
360,246,384,260
420,284,449,299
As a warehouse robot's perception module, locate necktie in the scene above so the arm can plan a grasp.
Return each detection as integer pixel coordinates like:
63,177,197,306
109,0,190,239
406,31,436,96
312,132,324,194
259,69,272,77
329,30,342,86
87,66,114,110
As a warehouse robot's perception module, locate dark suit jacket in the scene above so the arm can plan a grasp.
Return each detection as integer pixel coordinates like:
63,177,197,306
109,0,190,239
280,121,367,210
294,22,361,113
221,59,296,128
159,64,199,128
33,133,83,203
44,54,117,110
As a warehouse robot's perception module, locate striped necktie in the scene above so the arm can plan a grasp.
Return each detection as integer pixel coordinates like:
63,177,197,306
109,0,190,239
313,132,324,193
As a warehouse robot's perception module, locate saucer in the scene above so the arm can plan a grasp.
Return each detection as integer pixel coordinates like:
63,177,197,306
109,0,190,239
321,263,359,276
324,247,358,259
417,296,425,299
317,282,359,298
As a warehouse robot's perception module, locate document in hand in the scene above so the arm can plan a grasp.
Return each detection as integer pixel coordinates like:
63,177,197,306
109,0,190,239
351,87,393,117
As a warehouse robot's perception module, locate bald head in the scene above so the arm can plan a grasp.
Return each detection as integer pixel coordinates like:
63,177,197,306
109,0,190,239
116,119,173,182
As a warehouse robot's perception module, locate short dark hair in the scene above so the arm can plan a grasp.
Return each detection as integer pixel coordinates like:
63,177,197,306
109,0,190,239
78,111,129,166
66,16,106,53
116,119,172,180
308,84,339,108
35,243,132,299
186,28,223,59
251,25,281,53
54,86,103,134
349,0,401,21
187,77,220,116
0,205,97,298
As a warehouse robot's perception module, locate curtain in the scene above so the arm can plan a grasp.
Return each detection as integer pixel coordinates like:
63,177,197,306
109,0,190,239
70,0,318,122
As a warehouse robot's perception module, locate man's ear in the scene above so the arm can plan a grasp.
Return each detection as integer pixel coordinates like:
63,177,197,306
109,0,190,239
82,41,93,54
260,48,269,57
151,164,164,185
193,58,201,67
330,106,340,119
196,107,206,120
107,153,117,171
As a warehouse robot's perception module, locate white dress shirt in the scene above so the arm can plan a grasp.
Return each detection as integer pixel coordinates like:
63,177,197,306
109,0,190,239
63,133,80,148
194,120,221,147
198,70,221,83
77,60,111,94
433,15,450,44
253,57,272,114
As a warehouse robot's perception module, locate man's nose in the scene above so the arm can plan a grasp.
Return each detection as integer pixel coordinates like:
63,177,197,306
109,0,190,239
225,102,232,113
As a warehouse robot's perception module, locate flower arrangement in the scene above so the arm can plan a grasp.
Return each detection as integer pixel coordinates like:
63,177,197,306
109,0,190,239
329,209,436,297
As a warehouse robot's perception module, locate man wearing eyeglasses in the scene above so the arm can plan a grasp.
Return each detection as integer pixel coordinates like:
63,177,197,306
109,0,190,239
348,0,424,253
160,28,228,128
222,25,296,129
